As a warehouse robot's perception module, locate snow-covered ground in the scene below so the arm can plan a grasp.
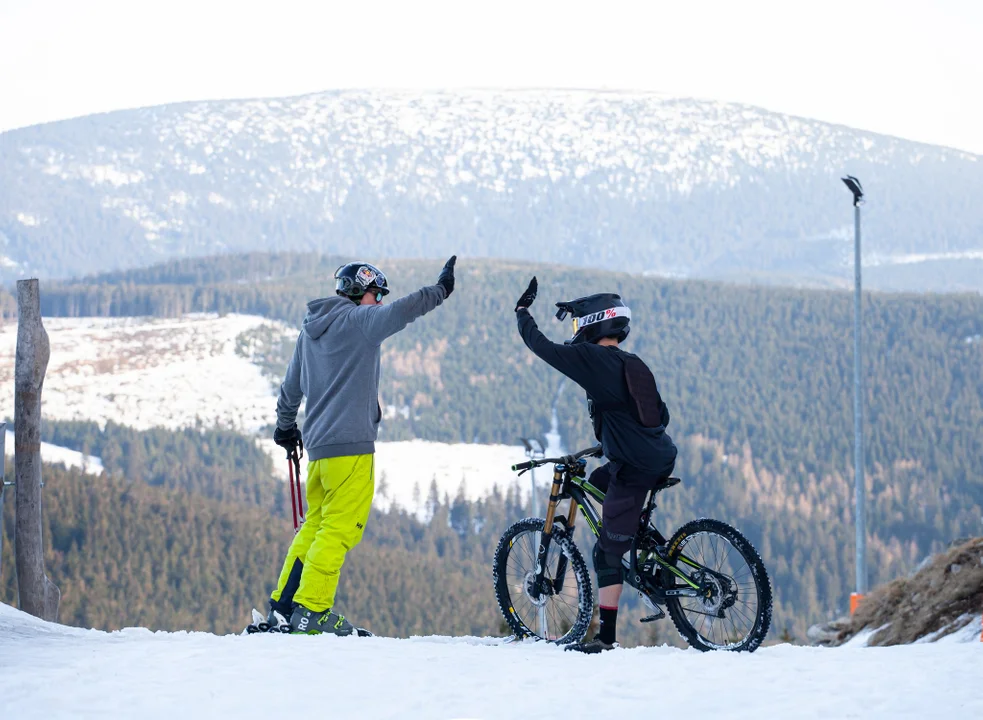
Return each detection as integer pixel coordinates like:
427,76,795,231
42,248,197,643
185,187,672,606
3,430,103,476
0,603,979,720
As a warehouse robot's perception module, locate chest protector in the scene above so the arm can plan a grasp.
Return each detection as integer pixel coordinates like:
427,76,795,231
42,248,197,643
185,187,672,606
590,353,669,437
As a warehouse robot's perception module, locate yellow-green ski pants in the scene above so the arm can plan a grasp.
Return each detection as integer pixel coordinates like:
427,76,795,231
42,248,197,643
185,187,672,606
271,454,374,612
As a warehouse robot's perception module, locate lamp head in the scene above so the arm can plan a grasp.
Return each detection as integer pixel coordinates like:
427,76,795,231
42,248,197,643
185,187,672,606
841,176,864,206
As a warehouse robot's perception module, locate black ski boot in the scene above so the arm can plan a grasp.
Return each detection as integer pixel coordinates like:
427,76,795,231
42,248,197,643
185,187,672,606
565,637,619,654
266,597,293,632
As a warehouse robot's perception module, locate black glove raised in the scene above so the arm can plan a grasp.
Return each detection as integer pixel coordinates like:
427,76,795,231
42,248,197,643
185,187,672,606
437,255,457,298
515,276,538,312
273,424,302,454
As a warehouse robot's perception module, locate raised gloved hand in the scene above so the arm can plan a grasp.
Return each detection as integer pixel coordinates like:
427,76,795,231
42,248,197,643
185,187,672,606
515,276,538,312
437,255,457,298
273,424,302,455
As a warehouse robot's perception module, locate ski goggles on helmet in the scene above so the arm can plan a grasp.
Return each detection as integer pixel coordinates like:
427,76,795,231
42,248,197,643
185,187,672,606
568,305,631,335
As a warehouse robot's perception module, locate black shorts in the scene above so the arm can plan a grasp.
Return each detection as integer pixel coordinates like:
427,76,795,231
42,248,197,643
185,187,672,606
588,461,671,556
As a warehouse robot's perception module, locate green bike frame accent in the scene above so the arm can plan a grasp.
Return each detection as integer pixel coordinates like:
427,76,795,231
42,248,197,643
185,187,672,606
564,475,703,592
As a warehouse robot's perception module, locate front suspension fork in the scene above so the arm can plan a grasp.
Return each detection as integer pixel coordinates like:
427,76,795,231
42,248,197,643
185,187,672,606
551,497,578,594
533,469,566,596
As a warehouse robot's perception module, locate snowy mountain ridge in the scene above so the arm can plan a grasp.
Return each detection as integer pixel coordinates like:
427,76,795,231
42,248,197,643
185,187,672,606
20,90,963,205
3,89,982,290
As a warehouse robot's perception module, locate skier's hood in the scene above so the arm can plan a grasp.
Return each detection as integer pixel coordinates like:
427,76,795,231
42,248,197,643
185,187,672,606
303,295,353,340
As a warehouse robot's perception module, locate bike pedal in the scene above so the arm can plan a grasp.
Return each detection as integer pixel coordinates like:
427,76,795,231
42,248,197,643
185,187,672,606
640,609,666,623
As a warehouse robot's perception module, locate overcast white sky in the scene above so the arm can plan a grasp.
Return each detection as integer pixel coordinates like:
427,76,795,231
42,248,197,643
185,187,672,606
1,0,982,153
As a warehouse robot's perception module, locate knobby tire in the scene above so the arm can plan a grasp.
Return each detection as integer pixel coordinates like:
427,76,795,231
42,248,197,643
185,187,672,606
492,517,594,644
662,518,772,652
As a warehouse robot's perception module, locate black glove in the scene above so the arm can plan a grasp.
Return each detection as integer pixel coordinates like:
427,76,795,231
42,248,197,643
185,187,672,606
437,255,457,298
273,424,302,454
515,276,538,312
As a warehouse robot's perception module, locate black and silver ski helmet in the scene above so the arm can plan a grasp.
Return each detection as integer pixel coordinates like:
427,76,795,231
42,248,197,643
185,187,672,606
554,293,631,345
334,261,391,302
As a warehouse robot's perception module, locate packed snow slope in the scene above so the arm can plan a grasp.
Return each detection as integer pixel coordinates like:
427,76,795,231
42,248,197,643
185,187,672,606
0,604,979,720
2,89,981,291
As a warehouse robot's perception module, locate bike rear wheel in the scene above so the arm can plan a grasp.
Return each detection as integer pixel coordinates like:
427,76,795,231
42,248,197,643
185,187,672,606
663,518,772,652
493,518,593,643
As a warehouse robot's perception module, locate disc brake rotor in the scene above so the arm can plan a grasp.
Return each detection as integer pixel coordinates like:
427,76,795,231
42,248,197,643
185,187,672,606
694,570,724,613
523,571,549,607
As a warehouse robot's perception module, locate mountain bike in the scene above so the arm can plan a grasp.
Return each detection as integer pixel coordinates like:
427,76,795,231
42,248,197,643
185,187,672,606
492,445,772,651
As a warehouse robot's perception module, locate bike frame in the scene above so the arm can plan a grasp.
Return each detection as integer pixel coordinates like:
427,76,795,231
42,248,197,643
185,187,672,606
532,458,705,605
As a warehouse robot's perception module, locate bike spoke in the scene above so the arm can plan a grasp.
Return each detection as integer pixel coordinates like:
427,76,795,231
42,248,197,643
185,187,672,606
502,526,584,641
671,530,761,648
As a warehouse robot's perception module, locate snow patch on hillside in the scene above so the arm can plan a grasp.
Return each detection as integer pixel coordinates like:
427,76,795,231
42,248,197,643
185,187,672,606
3,430,103,476
260,438,536,512
0,314,286,434
866,249,983,266
0,313,547,505
0,602,980,720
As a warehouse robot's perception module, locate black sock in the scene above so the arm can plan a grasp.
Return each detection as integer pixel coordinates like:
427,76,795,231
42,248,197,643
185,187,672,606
598,605,618,645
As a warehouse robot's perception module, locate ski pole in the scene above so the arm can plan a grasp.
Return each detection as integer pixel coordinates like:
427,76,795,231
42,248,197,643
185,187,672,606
288,452,300,532
287,441,306,532
292,445,305,526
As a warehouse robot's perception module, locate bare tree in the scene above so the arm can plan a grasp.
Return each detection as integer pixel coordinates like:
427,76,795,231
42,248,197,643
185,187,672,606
15,279,60,621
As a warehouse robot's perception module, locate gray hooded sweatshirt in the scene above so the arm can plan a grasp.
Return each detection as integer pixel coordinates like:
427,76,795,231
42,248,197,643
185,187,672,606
276,286,446,461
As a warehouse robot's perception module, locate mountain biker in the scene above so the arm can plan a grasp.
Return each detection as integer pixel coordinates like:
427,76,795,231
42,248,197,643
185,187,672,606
514,277,677,653
263,256,457,635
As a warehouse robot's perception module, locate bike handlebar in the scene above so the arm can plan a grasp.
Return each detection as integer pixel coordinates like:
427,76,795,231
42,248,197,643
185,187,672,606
511,445,602,473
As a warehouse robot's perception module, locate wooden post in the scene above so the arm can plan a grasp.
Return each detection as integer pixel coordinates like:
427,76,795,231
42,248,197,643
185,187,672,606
14,279,60,621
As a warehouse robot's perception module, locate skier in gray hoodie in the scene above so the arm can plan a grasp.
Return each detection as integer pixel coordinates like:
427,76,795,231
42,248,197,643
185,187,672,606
264,256,456,635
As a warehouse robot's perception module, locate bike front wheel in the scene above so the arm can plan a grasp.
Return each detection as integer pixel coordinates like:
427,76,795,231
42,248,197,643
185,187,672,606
493,518,594,643
663,518,772,652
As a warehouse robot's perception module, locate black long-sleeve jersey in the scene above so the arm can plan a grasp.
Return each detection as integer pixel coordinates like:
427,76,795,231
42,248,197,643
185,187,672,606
516,308,677,476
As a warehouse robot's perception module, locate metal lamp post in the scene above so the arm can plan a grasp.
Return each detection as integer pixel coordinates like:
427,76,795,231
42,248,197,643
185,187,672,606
520,436,548,636
841,175,867,611
520,437,545,517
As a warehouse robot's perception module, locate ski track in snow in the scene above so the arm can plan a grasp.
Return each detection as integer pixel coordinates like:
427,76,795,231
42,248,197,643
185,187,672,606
0,604,980,720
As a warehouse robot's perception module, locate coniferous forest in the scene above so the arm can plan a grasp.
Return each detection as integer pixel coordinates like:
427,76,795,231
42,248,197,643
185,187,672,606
2,253,981,645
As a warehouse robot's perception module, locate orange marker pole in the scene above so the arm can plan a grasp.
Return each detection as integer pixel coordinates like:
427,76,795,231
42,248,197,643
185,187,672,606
850,592,864,616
